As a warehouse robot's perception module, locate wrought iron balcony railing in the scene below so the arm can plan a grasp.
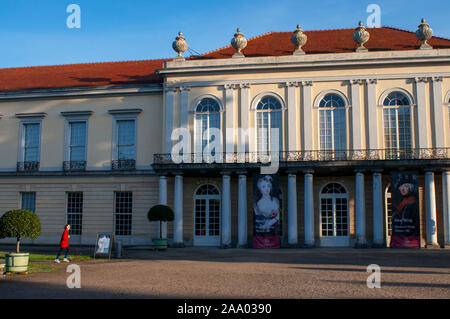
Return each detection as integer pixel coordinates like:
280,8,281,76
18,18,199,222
153,148,450,165
112,159,136,170
17,161,40,172
63,161,86,171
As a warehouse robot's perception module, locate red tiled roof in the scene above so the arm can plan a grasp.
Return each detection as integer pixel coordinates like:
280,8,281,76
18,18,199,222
1,27,449,92
197,27,450,59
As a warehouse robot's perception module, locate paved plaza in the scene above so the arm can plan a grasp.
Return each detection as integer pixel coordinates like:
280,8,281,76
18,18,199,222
1,247,449,299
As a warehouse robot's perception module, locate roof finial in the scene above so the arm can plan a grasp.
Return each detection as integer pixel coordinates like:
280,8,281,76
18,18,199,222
415,18,433,50
352,21,370,52
231,28,247,58
172,32,189,61
290,24,307,55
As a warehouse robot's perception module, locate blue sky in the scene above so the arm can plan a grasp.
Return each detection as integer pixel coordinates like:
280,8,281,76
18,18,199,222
0,0,449,68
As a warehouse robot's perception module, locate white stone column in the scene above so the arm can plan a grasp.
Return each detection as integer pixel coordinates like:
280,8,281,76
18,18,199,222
372,171,383,246
431,77,445,148
288,172,298,245
415,77,429,149
237,173,247,247
366,79,378,151
221,173,232,247
425,170,438,246
158,175,168,238
355,170,366,246
442,171,450,246
164,88,176,153
224,84,235,163
304,171,314,246
286,82,298,151
239,83,250,154
173,174,184,246
301,81,313,152
180,87,190,129
350,79,363,151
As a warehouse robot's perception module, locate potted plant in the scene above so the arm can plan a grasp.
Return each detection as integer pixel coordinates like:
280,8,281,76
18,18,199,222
147,204,174,250
0,209,41,274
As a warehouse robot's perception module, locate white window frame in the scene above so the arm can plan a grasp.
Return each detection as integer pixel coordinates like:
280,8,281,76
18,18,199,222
319,183,350,247
251,92,286,155
66,191,84,236
114,191,133,237
191,95,223,156
20,191,36,213
112,115,138,162
193,184,221,246
64,117,89,163
378,88,415,151
18,119,42,164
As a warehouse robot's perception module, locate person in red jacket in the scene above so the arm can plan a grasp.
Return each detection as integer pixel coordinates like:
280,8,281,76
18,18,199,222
55,224,71,263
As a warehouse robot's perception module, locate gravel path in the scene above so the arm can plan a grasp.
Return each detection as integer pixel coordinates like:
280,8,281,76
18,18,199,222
1,248,449,299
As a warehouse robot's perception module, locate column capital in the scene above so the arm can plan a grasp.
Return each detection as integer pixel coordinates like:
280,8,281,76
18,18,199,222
179,86,191,92
350,79,365,85
302,169,314,175
300,80,313,87
354,169,366,174
424,168,436,173
414,76,429,83
371,168,383,174
165,86,177,93
284,81,299,87
235,170,248,176
367,78,378,84
239,83,251,89
220,170,232,176
431,76,443,83
224,83,236,90
286,169,298,175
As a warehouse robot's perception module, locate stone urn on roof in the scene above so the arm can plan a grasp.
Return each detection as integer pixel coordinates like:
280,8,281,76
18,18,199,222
353,21,370,52
291,24,307,55
416,18,433,50
172,32,189,61
231,28,247,58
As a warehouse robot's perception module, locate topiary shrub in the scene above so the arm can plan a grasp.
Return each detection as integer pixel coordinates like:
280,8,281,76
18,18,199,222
0,209,41,253
147,205,174,239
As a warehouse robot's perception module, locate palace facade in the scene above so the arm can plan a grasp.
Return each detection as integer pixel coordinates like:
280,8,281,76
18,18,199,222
0,22,449,248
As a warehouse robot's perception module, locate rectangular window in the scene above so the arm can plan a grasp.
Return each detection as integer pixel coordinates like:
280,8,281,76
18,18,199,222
23,123,40,162
67,192,83,235
69,122,87,162
115,192,132,236
117,120,136,160
21,192,36,213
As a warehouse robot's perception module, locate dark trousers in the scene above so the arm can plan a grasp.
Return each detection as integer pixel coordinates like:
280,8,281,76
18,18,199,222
56,247,70,259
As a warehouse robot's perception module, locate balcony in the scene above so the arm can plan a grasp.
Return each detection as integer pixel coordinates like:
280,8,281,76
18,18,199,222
153,148,450,175
17,161,40,172
63,161,86,172
112,159,136,171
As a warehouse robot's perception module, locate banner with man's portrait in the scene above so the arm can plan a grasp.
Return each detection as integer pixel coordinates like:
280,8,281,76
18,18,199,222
390,171,420,248
253,173,281,249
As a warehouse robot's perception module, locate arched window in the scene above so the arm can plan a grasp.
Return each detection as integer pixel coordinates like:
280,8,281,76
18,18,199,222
194,184,220,246
255,96,283,155
195,98,221,156
318,93,347,159
320,183,349,244
382,91,412,159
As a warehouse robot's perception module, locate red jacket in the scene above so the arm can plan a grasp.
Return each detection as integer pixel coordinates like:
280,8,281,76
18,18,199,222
60,229,69,248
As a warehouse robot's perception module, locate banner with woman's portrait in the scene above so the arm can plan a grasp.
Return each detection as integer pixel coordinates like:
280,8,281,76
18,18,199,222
390,171,420,248
253,173,281,249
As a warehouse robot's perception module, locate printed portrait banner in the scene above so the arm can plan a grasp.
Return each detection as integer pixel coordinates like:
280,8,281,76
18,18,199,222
390,171,420,248
94,233,114,258
253,173,281,249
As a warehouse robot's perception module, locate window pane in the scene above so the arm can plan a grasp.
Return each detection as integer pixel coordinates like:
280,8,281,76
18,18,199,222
24,124,40,162
115,192,132,236
67,192,83,235
21,192,36,213
117,120,135,160
70,122,86,146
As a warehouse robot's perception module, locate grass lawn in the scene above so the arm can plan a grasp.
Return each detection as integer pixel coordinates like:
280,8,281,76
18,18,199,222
0,253,92,262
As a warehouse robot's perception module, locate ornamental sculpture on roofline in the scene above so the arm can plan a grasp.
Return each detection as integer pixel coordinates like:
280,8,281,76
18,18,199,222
172,32,189,61
353,21,370,52
291,24,307,55
416,18,433,50
231,28,247,58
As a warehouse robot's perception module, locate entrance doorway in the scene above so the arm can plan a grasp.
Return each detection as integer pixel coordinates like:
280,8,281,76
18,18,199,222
193,184,221,246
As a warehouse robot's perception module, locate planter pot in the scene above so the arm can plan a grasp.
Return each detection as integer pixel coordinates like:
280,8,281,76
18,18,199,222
152,238,168,250
5,252,30,273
